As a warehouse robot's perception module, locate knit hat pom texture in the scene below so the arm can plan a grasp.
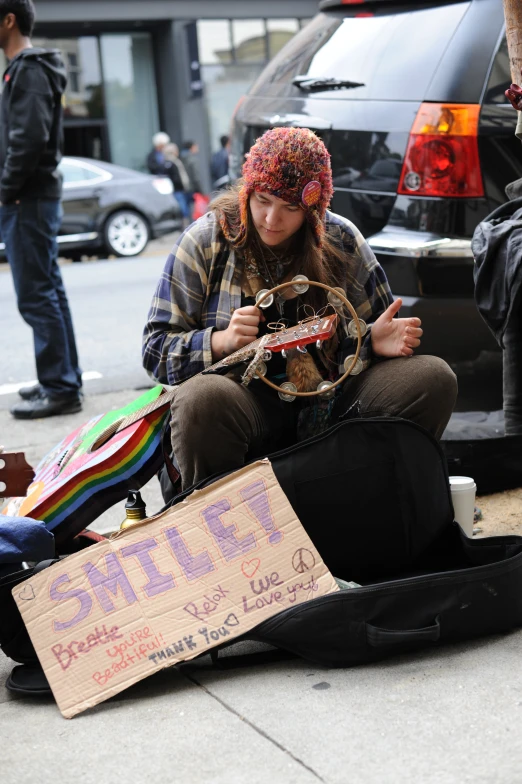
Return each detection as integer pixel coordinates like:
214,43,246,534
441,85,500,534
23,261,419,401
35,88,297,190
235,127,333,247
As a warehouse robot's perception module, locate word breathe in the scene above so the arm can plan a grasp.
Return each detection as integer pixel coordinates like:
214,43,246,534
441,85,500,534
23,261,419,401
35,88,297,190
49,479,283,632
52,624,122,672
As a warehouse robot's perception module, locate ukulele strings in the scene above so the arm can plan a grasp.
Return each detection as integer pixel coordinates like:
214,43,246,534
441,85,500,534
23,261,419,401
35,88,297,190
95,309,329,447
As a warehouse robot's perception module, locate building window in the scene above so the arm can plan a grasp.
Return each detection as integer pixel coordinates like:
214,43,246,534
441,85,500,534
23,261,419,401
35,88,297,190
32,36,103,119
67,52,81,94
198,18,305,154
267,19,300,59
198,20,233,65
232,20,266,63
100,32,160,171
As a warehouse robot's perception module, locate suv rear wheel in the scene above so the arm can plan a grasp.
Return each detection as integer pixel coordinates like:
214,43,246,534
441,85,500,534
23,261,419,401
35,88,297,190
104,210,150,257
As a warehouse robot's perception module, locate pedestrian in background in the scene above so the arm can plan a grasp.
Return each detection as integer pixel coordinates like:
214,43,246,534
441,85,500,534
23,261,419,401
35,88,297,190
181,140,203,219
146,132,172,176
501,69,522,434
163,142,191,228
0,0,83,419
210,134,229,188
473,70,522,436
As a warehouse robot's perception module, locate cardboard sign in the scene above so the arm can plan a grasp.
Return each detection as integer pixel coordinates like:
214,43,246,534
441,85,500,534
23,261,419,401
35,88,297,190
14,461,338,718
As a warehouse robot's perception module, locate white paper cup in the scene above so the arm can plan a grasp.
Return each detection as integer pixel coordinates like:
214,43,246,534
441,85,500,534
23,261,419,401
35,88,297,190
449,476,476,537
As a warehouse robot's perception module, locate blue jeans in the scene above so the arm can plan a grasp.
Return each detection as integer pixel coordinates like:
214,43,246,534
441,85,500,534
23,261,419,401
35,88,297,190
174,191,191,219
0,199,82,398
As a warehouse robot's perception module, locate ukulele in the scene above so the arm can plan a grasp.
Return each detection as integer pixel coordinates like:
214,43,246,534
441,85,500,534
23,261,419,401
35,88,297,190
0,452,35,499
2,314,337,545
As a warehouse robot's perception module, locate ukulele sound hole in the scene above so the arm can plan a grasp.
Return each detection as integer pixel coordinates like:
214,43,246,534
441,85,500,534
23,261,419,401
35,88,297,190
90,419,124,452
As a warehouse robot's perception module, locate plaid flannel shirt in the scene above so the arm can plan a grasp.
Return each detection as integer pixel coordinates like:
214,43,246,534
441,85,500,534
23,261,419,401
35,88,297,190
142,210,393,386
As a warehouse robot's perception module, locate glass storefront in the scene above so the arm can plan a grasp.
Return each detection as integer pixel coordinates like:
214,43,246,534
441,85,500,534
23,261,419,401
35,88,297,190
100,33,160,171
0,16,313,176
198,18,310,153
2,33,162,172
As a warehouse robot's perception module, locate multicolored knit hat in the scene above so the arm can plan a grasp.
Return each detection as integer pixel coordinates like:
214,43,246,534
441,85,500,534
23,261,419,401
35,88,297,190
221,127,333,248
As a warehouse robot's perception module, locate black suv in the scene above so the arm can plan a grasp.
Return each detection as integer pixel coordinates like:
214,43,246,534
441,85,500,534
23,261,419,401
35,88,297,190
230,0,521,370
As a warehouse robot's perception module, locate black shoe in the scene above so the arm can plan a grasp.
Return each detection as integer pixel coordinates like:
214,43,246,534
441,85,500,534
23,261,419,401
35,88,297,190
6,663,52,697
19,383,84,401
18,383,43,401
10,391,82,420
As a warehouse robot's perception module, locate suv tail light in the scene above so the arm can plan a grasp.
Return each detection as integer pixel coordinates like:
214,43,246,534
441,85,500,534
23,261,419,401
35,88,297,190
398,103,484,198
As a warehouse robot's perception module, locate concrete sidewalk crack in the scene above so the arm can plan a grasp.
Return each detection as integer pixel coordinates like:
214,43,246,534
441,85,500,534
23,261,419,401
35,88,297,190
183,671,326,782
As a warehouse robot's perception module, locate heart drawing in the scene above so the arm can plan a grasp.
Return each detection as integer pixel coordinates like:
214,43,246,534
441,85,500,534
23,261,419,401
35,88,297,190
18,583,35,601
241,559,261,579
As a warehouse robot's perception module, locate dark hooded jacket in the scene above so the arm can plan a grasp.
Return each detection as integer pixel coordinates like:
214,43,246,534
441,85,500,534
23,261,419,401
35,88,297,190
472,177,522,348
0,48,66,204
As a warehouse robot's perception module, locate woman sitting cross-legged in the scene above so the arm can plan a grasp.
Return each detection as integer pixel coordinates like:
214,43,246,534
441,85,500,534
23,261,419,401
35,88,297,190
143,127,457,493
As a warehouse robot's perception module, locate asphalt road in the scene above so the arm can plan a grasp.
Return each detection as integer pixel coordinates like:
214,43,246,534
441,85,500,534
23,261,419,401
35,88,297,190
0,248,171,408
0,234,503,412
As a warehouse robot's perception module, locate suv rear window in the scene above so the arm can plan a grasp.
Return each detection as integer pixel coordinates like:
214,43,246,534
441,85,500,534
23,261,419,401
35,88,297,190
483,36,512,104
249,2,471,102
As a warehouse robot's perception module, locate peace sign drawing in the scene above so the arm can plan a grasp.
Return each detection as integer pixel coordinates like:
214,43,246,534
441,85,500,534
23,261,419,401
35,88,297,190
292,548,316,574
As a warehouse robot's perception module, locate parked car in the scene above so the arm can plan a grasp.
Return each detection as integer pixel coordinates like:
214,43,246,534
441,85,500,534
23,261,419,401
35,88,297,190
0,157,182,261
229,0,521,364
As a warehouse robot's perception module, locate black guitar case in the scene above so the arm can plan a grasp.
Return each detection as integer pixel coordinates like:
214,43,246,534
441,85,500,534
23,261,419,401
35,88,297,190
170,417,522,668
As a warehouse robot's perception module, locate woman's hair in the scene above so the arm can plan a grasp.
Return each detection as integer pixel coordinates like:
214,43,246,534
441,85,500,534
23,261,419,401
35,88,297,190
210,184,355,365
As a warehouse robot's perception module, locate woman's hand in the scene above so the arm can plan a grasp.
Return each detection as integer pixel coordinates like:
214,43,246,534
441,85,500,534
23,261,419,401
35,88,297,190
370,298,422,358
506,69,522,111
211,306,264,360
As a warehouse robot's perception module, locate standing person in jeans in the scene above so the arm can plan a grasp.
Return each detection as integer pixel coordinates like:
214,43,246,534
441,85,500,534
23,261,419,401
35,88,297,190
163,142,191,229
210,135,229,188
180,140,203,220
0,0,82,419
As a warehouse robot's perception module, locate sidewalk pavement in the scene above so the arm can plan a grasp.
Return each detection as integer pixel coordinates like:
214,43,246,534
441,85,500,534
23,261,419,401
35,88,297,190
1,389,522,784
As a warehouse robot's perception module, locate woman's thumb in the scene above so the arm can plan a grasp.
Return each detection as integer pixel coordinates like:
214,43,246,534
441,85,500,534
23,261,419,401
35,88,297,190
385,297,402,319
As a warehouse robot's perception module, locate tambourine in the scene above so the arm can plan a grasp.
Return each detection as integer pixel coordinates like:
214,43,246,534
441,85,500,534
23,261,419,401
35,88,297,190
254,279,364,399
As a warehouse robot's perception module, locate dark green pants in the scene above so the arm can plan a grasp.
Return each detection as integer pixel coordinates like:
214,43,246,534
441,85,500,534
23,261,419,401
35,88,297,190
170,355,457,490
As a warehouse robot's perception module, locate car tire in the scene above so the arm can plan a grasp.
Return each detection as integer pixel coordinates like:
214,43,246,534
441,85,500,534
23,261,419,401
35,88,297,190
103,210,151,258
68,251,84,262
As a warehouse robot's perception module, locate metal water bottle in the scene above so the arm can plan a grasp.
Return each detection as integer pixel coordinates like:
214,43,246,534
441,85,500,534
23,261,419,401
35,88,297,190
120,490,147,530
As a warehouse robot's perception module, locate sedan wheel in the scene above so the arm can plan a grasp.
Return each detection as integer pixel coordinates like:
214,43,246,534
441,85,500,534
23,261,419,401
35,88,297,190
104,210,150,257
